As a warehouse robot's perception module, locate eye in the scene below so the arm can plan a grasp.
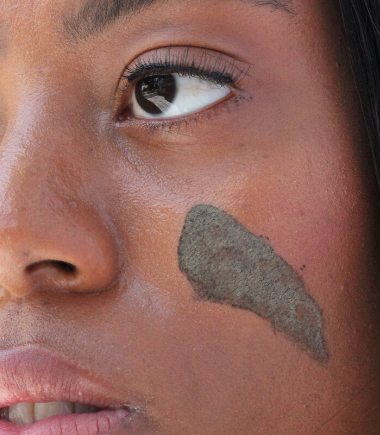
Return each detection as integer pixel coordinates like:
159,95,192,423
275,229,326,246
129,73,231,119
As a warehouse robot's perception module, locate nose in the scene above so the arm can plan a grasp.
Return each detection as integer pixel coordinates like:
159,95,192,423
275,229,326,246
0,110,119,299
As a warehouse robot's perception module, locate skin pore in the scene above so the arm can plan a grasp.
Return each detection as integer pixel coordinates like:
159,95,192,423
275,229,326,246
178,205,327,362
1,0,380,434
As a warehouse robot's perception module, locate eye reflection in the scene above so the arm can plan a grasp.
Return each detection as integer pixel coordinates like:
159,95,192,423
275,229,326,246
130,73,231,120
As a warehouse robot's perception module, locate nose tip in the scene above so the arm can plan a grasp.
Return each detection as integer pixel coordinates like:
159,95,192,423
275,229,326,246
0,153,120,299
0,223,120,298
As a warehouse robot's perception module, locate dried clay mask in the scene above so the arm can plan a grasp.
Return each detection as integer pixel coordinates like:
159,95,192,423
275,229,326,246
178,205,327,362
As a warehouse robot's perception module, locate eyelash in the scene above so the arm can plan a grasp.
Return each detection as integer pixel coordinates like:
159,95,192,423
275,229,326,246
116,48,249,130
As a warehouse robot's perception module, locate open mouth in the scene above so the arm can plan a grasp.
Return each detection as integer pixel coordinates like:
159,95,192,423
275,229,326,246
0,401,101,425
0,345,145,434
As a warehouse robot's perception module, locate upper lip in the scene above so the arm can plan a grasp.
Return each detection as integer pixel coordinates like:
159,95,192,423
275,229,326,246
0,344,139,412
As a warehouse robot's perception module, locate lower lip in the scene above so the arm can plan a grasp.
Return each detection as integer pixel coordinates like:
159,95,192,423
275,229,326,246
0,409,135,435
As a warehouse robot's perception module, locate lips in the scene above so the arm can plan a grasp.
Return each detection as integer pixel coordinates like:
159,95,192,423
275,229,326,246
0,344,144,435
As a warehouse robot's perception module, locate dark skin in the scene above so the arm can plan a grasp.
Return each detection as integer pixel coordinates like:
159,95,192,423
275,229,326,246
1,0,380,434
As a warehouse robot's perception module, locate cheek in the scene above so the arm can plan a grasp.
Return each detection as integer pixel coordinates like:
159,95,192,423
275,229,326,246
227,134,380,365
232,135,378,281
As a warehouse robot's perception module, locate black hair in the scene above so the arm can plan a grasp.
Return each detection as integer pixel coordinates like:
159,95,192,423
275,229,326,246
339,0,380,186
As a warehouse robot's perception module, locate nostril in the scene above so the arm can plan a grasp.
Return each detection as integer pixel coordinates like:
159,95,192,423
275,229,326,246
49,260,77,273
26,260,77,275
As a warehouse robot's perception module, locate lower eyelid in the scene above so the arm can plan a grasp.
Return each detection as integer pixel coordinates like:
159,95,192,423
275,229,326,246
117,92,247,137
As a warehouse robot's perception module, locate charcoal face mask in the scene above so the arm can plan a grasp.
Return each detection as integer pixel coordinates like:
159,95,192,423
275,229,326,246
178,205,327,362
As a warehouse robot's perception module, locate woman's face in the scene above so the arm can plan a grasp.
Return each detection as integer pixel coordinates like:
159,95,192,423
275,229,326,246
1,0,380,434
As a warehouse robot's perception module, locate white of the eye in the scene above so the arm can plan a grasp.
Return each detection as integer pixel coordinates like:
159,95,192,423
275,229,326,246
131,74,231,119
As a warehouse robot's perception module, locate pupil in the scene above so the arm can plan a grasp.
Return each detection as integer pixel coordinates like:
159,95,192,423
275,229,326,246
135,75,177,115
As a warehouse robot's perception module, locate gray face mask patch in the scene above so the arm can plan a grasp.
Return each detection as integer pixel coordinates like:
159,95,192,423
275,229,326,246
178,205,328,362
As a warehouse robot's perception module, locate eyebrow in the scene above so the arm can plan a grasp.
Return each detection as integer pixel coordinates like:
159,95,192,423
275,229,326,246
64,0,294,39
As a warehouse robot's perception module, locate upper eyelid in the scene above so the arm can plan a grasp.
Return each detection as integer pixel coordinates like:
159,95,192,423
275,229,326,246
120,47,252,86
124,66,237,90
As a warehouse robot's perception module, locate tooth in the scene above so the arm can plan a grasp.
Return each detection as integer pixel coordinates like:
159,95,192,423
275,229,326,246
9,403,34,426
74,403,98,413
34,402,74,422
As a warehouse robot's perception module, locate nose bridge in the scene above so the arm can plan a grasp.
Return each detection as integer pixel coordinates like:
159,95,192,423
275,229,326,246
1,88,88,223
0,92,120,298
